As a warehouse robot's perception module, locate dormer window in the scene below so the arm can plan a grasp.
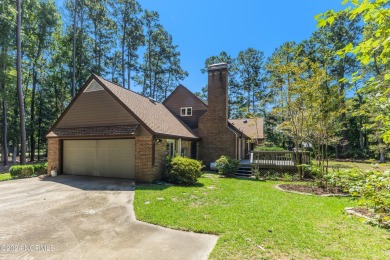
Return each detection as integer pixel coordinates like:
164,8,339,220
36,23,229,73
180,107,192,116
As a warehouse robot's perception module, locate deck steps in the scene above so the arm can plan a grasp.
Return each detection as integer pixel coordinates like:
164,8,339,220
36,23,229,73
234,165,252,177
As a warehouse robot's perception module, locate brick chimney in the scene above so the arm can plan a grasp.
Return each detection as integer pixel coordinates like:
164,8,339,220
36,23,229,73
198,63,237,167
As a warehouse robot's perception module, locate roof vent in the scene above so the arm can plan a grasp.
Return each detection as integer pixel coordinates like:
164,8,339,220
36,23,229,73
84,80,104,92
148,97,157,104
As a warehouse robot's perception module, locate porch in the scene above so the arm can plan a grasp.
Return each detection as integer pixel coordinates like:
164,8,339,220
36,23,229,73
235,151,311,177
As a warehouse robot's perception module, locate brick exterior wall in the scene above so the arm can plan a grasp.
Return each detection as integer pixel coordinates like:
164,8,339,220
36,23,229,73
198,64,237,167
47,138,62,175
135,136,167,183
153,139,167,178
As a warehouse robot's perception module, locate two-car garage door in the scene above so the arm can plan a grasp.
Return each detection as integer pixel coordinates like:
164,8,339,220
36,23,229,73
63,139,135,179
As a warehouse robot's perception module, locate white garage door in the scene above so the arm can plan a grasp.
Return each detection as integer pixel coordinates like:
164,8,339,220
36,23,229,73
63,139,135,179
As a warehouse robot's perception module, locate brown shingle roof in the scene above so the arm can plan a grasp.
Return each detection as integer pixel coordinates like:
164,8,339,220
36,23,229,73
93,75,198,140
228,118,264,139
47,125,139,137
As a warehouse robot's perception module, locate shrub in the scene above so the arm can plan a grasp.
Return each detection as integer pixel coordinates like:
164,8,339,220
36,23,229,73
215,155,239,176
9,163,48,178
351,170,390,213
304,164,366,191
254,146,286,151
33,163,47,175
10,165,35,178
165,156,203,185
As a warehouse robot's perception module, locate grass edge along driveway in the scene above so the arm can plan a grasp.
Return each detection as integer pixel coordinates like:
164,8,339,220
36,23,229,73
0,173,11,181
134,173,390,259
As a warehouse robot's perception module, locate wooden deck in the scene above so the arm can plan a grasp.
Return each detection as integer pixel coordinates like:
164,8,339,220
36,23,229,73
241,151,310,174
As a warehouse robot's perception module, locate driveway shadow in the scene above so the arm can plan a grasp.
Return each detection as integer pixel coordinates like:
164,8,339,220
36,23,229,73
42,174,135,191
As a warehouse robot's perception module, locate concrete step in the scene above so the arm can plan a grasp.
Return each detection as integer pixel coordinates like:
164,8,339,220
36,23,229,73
234,166,252,177
237,167,251,171
234,172,252,177
236,170,251,174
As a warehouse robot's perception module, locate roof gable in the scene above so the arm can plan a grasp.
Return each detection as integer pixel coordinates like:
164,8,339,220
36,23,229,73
93,76,198,140
55,79,138,129
163,85,208,110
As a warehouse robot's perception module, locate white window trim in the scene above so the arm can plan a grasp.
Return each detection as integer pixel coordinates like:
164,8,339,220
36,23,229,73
180,107,192,116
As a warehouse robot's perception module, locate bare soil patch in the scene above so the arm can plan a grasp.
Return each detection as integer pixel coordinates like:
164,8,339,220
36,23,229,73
347,207,390,219
278,184,348,196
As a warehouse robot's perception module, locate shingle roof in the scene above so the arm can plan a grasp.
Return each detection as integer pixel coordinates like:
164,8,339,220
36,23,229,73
47,125,139,137
228,118,264,139
93,75,198,140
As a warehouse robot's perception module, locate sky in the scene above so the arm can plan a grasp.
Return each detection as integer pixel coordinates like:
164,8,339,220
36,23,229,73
56,0,345,93
135,0,344,93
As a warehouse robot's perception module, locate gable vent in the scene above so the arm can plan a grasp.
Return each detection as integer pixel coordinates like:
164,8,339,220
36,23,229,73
84,80,104,93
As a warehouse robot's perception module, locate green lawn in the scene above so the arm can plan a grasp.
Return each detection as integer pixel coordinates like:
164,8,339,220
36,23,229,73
0,173,11,181
324,160,390,172
135,174,390,259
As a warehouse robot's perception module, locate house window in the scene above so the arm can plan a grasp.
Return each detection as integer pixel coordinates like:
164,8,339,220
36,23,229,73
180,107,192,116
166,139,175,157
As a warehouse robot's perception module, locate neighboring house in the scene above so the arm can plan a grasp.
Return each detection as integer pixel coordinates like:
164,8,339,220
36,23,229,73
47,63,263,182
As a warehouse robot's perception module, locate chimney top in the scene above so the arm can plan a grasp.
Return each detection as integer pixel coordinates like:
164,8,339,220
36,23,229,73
208,63,228,71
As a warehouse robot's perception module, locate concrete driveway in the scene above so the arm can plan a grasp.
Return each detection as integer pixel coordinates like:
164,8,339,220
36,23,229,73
0,175,218,260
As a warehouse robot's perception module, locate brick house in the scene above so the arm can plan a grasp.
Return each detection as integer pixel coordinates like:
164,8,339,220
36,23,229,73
47,63,263,182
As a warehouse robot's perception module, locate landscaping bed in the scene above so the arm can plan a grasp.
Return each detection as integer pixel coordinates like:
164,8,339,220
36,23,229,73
346,207,390,228
277,183,348,196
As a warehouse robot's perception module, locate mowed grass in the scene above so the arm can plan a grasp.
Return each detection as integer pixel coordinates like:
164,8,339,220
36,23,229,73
135,173,390,259
0,173,11,181
324,160,390,172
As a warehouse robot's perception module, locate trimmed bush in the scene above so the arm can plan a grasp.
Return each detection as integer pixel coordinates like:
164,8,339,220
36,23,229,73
254,146,286,151
9,163,48,178
215,155,239,176
10,165,35,178
33,163,47,175
165,156,203,185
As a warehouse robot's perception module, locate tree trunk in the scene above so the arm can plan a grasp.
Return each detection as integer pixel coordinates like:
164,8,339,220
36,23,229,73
359,117,364,150
12,138,17,163
341,111,349,154
121,20,126,88
338,64,348,155
37,91,42,160
16,0,26,164
72,0,77,97
127,48,131,90
2,96,8,166
1,47,8,166
335,145,339,159
98,31,102,72
252,86,256,114
30,69,37,162
378,138,385,163
148,34,152,97
247,86,251,114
